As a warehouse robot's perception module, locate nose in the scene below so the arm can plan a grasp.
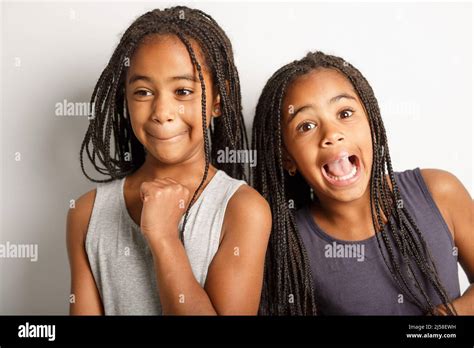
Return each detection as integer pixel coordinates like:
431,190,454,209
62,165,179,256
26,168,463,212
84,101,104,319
320,122,345,148
151,95,175,124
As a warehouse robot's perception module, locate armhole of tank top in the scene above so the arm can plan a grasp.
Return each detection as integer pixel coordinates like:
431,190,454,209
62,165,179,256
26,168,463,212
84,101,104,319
84,185,102,250
216,180,247,246
412,168,456,248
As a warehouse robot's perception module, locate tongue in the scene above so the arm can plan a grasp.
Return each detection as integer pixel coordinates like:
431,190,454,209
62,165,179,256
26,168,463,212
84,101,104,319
326,156,353,177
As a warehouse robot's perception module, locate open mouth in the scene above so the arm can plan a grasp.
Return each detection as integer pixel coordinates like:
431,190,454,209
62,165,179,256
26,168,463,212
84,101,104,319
321,153,361,186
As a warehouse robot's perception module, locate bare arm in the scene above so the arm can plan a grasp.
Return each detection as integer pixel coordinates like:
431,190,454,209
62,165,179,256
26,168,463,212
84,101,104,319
204,185,272,314
421,169,474,315
66,189,104,315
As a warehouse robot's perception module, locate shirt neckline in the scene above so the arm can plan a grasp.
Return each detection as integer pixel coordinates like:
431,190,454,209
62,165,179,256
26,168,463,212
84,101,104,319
301,171,405,245
302,204,377,245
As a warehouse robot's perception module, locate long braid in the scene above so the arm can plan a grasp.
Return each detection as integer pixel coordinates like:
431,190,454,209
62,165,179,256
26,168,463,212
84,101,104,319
253,65,317,315
175,31,210,243
252,51,456,315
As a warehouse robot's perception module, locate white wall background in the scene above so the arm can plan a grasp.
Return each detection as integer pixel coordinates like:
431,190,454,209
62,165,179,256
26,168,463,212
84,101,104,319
0,0,472,314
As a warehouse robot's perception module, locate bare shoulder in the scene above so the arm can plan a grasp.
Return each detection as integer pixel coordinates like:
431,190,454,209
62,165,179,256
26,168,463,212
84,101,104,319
222,184,272,239
67,189,97,242
420,168,472,239
419,169,468,198
226,184,271,222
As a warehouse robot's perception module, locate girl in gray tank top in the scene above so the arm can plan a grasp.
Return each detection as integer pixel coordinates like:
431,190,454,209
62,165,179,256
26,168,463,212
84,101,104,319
69,6,271,316
86,170,246,314
252,50,472,316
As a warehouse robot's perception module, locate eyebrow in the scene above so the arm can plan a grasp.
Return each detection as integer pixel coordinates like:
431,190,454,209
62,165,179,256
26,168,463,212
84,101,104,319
329,93,356,104
127,74,199,85
287,93,357,124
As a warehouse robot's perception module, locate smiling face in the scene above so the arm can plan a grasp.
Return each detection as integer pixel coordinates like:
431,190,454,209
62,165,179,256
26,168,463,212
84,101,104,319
125,34,220,165
281,68,373,203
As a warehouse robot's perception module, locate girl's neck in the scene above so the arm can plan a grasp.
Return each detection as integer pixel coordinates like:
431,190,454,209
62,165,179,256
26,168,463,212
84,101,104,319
311,188,378,241
129,152,217,190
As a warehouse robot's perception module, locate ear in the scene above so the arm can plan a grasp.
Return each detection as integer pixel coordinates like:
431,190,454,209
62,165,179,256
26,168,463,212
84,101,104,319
211,93,222,118
211,80,231,118
282,145,297,175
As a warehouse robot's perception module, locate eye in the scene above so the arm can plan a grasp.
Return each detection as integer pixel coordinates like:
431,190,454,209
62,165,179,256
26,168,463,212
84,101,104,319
176,88,193,96
296,121,317,133
339,109,354,119
134,89,153,97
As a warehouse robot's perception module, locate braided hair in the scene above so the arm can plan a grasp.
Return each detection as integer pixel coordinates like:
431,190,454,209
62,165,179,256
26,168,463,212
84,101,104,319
80,6,249,239
252,51,456,316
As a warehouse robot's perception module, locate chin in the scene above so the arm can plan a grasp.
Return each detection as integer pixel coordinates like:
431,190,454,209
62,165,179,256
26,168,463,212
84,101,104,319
315,169,370,204
327,185,368,203
147,149,186,165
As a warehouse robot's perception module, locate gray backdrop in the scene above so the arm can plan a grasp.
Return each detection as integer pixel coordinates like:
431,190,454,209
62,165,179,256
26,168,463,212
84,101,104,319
1,0,471,314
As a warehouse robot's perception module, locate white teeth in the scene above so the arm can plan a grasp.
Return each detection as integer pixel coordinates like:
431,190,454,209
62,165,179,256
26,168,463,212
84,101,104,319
326,163,357,181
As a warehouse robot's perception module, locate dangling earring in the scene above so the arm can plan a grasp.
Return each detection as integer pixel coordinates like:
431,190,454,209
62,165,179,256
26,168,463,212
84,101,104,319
123,93,128,118
288,168,296,176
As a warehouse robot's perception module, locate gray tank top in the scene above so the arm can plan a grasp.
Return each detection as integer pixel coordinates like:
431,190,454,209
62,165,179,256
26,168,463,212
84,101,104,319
296,168,460,315
85,170,246,315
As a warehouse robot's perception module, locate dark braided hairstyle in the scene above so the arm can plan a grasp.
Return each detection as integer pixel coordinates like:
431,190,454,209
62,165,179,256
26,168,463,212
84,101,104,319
252,51,456,316
80,6,249,239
